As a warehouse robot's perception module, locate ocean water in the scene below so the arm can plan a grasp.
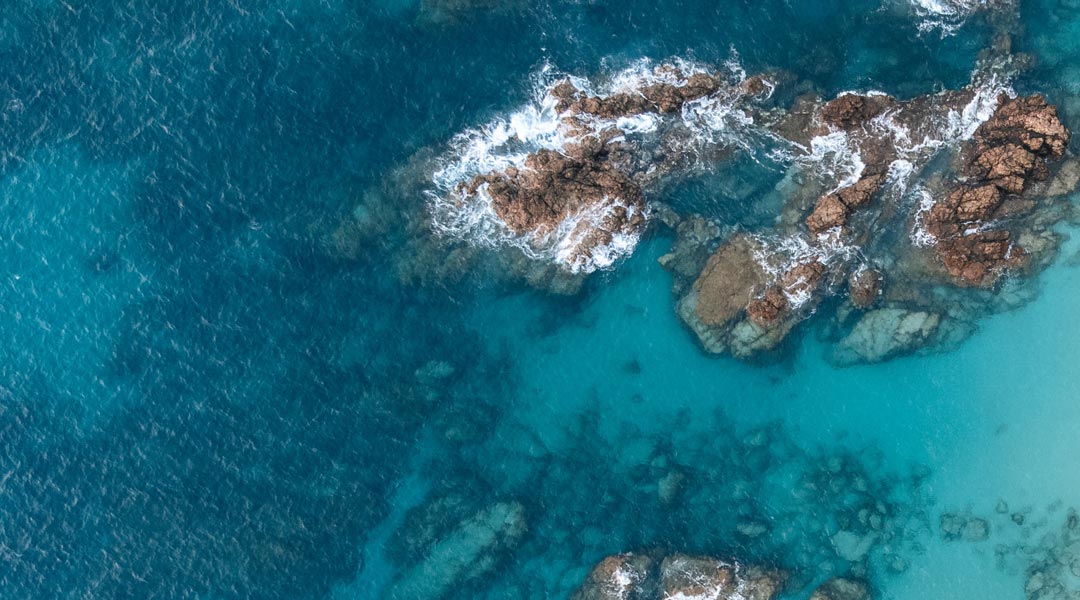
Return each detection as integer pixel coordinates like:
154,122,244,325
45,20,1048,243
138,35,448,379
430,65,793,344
2,1,1079,599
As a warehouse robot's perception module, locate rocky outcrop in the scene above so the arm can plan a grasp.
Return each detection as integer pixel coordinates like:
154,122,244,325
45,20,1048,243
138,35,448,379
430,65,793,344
679,232,841,357
691,234,767,327
923,94,1070,286
439,62,773,273
671,76,1071,361
571,553,654,600
819,93,896,130
460,131,647,269
551,71,724,119
571,552,785,600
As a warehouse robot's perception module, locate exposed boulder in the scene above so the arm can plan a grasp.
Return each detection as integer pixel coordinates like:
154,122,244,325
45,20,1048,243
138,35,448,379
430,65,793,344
573,552,784,600
571,553,654,600
691,234,768,327
747,287,789,326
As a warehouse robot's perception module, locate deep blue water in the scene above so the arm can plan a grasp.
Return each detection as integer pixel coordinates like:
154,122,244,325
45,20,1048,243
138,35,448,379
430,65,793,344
2,1,1079,599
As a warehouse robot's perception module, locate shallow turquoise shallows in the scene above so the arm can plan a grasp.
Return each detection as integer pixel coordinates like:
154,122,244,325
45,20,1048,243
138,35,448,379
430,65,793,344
2,1,1079,599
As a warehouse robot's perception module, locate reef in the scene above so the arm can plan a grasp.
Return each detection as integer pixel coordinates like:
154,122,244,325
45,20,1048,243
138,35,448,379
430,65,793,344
662,58,1073,363
428,60,775,274
343,47,1075,364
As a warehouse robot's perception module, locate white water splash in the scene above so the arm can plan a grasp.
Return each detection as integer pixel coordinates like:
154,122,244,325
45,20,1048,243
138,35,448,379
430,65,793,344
904,0,1008,35
428,56,765,274
910,186,939,247
749,229,858,309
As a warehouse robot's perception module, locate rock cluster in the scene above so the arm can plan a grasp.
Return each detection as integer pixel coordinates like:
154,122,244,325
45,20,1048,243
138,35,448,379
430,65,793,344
459,130,647,268
365,52,1075,363
924,94,1070,285
571,553,876,600
666,78,1072,362
677,232,842,358
445,62,771,272
570,552,785,600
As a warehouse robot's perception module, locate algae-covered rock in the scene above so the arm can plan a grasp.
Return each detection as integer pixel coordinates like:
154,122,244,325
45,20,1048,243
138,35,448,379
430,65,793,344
831,308,941,365
809,578,871,600
386,501,527,600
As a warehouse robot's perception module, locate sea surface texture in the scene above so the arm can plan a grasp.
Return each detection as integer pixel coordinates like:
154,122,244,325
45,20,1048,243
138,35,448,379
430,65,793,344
3,0,1080,599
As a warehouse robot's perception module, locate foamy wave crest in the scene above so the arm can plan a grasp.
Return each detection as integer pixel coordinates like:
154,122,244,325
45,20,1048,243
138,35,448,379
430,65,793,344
550,197,647,273
909,186,938,247
751,229,857,309
903,0,1008,35
428,56,767,274
798,131,866,193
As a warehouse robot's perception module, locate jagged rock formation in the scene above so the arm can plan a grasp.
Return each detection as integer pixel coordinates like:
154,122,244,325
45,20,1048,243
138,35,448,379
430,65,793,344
362,51,1074,363
433,61,774,273
924,94,1070,285
667,77,1071,362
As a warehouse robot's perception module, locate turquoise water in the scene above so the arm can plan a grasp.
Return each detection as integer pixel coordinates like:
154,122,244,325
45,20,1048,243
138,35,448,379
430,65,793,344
2,0,1079,599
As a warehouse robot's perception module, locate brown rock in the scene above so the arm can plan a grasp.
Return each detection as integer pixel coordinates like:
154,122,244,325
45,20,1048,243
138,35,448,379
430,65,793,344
806,174,887,233
553,70,723,119
571,553,653,600
807,194,850,233
461,133,647,266
973,95,1070,161
847,268,882,308
747,287,789,326
938,230,1024,286
692,235,767,326
781,260,826,301
819,94,894,130
921,94,1069,286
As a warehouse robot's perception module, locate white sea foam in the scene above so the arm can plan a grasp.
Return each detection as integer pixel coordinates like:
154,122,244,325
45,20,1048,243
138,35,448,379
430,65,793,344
429,56,770,273
549,197,646,274
750,229,858,309
904,0,1006,35
910,186,939,247
799,131,866,192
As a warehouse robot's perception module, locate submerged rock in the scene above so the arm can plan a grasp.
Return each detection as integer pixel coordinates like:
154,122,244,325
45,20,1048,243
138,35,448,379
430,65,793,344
831,308,941,365
809,578,871,600
847,268,883,309
386,501,527,600
940,512,990,542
